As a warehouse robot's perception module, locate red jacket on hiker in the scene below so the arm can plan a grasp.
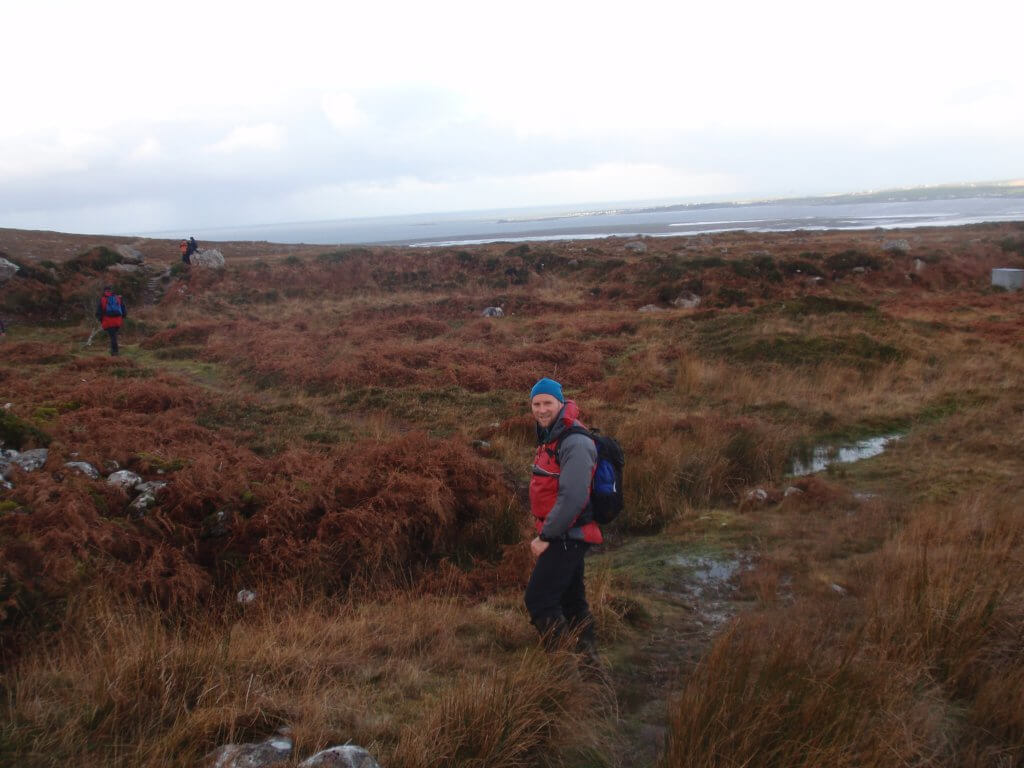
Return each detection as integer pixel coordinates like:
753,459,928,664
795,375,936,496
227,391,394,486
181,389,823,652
97,292,125,330
530,400,602,545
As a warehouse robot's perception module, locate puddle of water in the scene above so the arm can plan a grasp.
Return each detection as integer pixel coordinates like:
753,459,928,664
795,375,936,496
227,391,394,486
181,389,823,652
670,555,741,597
789,433,901,476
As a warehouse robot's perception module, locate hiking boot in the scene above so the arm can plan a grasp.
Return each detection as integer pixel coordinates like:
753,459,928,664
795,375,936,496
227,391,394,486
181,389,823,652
532,614,570,652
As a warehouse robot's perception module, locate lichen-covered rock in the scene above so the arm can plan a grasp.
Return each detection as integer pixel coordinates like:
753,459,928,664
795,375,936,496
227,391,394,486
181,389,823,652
0,257,20,282
672,293,701,309
10,449,48,473
299,745,382,768
65,461,100,479
107,470,143,491
204,734,293,768
116,245,144,263
192,249,226,269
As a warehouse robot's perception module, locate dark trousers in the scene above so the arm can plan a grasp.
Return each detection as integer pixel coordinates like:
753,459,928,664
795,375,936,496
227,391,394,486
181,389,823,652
106,327,119,356
524,539,590,630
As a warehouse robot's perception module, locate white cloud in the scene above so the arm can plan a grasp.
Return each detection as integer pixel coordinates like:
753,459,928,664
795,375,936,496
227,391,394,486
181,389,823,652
205,124,286,154
127,137,162,162
321,93,367,132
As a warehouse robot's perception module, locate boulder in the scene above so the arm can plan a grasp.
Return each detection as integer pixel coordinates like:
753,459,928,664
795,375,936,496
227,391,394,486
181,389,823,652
624,240,648,254
299,745,382,768
107,470,143,491
883,239,910,253
204,734,293,768
128,481,168,517
116,245,144,264
481,306,504,318
0,257,20,282
671,293,701,309
192,249,226,269
10,449,48,474
65,461,100,479
638,304,665,313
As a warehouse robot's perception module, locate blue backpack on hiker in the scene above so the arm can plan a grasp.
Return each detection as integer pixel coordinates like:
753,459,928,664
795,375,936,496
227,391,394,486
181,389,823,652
105,294,123,317
557,426,626,524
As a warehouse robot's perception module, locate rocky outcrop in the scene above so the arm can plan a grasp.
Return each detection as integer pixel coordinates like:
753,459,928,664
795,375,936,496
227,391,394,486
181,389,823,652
192,249,226,269
672,293,701,309
65,461,100,479
204,733,294,768
116,245,145,264
300,745,382,767
107,470,144,491
203,733,382,768
0,257,20,282
1,448,48,478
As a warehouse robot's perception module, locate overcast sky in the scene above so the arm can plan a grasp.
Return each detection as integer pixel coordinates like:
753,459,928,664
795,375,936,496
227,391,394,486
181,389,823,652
2,0,1023,235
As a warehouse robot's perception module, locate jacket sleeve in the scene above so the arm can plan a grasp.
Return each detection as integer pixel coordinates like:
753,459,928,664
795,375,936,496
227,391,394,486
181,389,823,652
540,432,596,539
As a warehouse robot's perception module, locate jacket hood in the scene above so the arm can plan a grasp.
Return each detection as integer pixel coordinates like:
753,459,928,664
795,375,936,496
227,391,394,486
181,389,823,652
536,399,581,444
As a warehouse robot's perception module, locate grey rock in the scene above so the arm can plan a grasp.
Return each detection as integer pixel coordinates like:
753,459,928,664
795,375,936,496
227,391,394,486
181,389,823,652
671,292,701,309
102,459,121,473
744,488,769,504
830,583,848,596
913,258,926,273
116,245,144,263
852,266,866,274
992,268,1024,291
481,306,504,318
624,240,647,254
128,491,158,517
808,276,825,285
237,589,258,604
299,745,382,768
883,239,911,253
0,257,20,282
567,258,580,267
107,470,143,491
10,449,48,473
108,263,142,273
205,735,293,768
135,480,168,495
638,304,665,313
783,486,804,497
192,249,226,269
65,461,100,479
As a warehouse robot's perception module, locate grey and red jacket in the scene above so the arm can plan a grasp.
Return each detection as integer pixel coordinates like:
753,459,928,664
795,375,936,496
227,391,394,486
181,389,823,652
530,400,602,544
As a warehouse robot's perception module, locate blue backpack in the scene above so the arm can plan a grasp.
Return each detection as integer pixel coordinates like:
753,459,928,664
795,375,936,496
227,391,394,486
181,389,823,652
105,294,123,317
556,426,626,524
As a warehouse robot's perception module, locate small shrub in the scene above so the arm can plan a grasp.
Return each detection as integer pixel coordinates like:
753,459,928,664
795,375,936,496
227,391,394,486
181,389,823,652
0,411,51,450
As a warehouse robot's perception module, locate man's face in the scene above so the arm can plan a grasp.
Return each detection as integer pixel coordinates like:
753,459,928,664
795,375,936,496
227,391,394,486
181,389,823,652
531,394,562,429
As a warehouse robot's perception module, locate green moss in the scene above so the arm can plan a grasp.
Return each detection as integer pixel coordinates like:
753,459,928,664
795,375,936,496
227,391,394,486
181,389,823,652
0,410,51,450
0,500,19,513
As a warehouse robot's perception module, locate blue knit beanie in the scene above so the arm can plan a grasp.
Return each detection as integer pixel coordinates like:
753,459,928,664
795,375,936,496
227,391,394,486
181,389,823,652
530,377,564,402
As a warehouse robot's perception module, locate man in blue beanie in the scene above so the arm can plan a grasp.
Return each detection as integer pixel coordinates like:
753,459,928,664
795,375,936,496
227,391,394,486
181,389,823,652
525,377,602,661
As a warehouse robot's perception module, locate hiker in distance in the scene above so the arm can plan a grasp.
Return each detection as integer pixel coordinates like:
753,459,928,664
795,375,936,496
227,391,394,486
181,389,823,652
525,377,602,659
95,284,126,356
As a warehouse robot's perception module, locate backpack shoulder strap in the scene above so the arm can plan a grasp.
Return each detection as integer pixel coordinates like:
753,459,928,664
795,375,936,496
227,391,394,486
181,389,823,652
551,425,595,461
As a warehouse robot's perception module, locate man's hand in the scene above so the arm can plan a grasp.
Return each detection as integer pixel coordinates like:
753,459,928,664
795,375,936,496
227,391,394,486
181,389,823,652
530,536,549,558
